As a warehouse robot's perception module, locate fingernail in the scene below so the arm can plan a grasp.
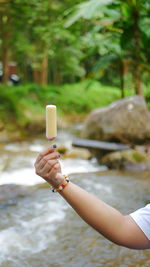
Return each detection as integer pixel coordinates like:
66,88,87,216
52,144,57,148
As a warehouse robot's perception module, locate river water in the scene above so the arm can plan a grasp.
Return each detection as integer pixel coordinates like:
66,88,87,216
0,128,150,267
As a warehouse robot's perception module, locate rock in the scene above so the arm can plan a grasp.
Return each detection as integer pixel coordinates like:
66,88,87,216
57,145,92,160
100,149,150,170
57,146,68,155
63,147,92,160
82,96,150,144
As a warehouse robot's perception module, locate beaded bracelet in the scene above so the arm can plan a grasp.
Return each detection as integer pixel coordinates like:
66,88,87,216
51,175,69,193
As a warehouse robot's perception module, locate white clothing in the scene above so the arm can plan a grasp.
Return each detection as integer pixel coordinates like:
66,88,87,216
130,204,150,240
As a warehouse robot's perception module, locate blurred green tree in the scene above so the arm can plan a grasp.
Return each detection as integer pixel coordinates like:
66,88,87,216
0,0,85,85
65,0,150,95
0,0,150,90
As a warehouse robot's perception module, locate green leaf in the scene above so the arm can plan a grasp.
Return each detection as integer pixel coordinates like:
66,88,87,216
140,17,150,38
65,0,114,27
93,54,118,72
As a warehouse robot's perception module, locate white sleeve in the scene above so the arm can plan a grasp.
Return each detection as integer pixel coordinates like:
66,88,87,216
130,204,150,240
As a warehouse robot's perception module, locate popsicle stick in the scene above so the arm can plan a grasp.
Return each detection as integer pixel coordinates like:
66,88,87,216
48,137,56,148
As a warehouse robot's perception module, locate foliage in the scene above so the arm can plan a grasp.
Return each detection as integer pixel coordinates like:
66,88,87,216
0,0,150,89
0,81,120,126
65,0,150,95
1,80,150,128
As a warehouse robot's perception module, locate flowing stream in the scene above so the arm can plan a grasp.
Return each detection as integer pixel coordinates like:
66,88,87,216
0,127,150,267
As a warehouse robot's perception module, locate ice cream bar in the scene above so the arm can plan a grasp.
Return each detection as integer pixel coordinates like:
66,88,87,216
46,105,57,140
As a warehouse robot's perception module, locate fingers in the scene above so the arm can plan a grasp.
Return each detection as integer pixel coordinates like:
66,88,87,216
35,147,56,165
44,151,60,161
35,146,59,166
38,152,59,169
40,159,59,177
47,162,61,178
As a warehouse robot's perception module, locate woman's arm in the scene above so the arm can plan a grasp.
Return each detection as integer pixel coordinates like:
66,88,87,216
60,182,150,249
34,147,150,250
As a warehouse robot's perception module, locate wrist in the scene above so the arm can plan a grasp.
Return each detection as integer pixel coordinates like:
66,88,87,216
51,175,70,193
50,173,65,189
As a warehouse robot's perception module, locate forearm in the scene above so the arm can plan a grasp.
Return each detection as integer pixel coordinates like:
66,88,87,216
60,182,125,244
60,182,150,249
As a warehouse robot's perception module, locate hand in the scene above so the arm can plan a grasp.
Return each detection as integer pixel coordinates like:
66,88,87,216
34,146,64,188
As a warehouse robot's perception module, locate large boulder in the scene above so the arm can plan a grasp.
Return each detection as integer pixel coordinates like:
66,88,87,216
82,96,150,144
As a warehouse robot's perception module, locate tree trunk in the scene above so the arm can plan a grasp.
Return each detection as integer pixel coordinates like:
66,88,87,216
1,15,10,84
33,68,41,84
23,62,28,82
132,5,143,95
120,59,125,98
120,58,130,98
40,51,48,86
54,71,62,85
52,61,62,85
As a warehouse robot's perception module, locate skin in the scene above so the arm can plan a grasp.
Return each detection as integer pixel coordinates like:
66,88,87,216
34,147,150,250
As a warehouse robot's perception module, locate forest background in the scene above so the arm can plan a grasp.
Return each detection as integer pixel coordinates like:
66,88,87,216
0,0,150,137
